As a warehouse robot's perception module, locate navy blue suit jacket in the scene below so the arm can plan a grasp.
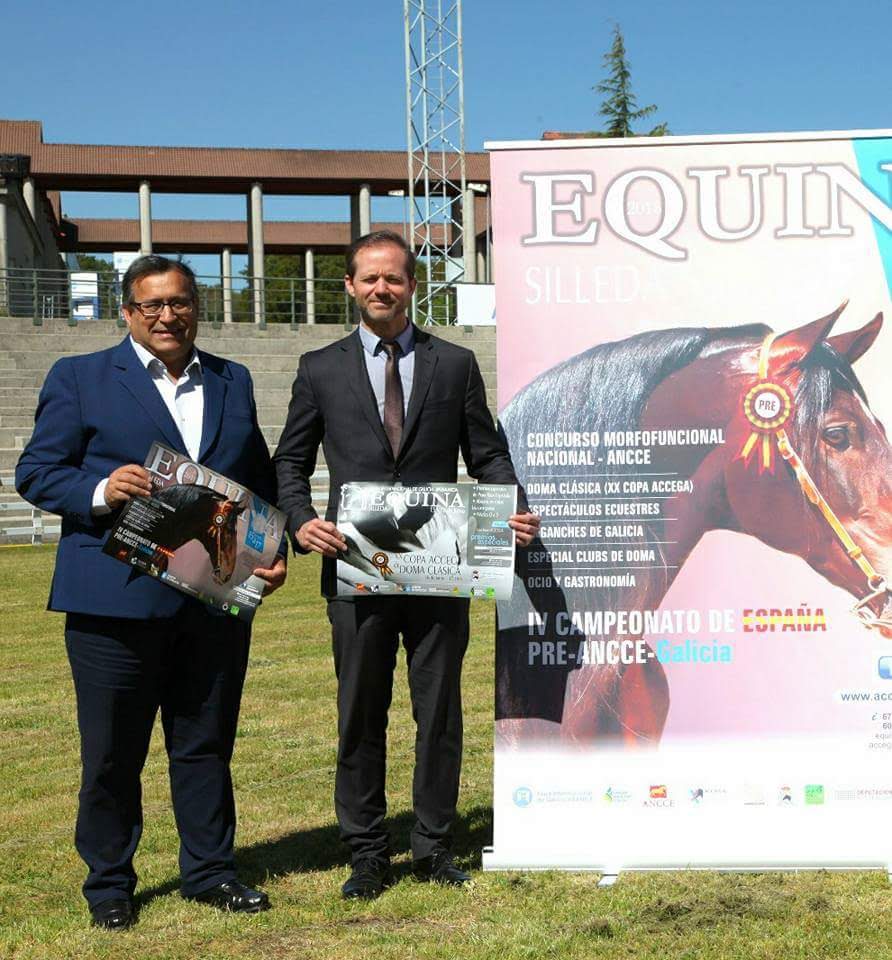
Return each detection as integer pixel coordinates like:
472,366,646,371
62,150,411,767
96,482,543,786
16,337,276,619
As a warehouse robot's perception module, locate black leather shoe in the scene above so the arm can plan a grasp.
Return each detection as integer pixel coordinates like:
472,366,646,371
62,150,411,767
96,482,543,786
188,880,270,913
90,898,135,930
413,852,471,886
341,858,393,900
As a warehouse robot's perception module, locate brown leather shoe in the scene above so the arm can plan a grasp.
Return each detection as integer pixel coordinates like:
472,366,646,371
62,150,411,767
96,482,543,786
412,852,471,886
90,898,135,930
188,879,270,913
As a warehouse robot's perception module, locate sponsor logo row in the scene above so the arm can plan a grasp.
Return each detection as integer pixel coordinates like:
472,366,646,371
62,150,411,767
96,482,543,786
511,784,892,809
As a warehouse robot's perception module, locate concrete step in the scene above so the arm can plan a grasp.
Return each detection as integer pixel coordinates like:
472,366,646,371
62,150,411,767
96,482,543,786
257,410,501,429
0,314,496,333
0,414,34,427
0,427,34,449
0,374,40,388
254,388,301,404
0,390,40,404
0,316,496,338
7,351,300,374
255,404,289,419
0,339,121,356
0,318,125,335
0,328,352,348
3,355,497,383
0,449,23,471
0,392,497,425
249,371,303,389
0,331,497,357
0,408,37,422
0,318,342,337
0,359,495,407
0,404,37,424
0,379,40,389
0,511,37,526
6,427,288,450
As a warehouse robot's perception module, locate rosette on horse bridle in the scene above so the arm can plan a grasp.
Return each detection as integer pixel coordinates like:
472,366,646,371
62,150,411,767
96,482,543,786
738,333,794,473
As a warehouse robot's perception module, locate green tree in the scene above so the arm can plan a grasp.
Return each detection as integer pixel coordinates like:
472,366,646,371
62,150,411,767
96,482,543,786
305,252,354,324
595,24,668,137
252,254,304,324
234,252,353,324
75,252,115,278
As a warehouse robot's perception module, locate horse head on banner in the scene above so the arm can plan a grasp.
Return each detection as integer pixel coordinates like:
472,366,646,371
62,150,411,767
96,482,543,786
668,302,892,635
497,304,891,746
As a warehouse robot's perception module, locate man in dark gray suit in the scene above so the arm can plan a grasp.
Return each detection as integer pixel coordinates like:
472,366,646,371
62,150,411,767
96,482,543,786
274,231,537,899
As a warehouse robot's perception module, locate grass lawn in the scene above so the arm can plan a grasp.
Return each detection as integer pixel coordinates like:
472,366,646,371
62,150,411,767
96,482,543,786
1,544,890,959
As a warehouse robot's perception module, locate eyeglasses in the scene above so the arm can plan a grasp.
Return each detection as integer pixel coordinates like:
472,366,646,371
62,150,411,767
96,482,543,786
130,298,195,318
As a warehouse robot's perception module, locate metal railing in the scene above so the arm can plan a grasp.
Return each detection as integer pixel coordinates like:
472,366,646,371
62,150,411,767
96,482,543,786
0,267,459,327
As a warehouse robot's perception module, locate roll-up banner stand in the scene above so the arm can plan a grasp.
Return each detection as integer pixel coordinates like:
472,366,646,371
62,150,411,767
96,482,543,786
486,130,892,876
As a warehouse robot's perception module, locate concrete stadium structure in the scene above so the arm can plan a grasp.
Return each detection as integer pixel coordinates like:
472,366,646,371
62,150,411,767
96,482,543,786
0,120,493,323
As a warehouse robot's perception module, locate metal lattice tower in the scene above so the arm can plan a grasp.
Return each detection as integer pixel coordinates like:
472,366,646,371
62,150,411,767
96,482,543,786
403,0,467,324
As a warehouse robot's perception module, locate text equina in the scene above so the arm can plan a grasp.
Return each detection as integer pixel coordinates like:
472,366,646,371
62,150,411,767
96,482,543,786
521,163,892,259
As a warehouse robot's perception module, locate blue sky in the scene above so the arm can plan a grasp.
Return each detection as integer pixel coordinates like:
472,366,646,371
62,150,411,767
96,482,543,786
3,0,890,272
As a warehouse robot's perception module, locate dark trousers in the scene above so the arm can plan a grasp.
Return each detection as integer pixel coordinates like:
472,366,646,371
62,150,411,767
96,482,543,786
64,606,250,907
328,596,469,863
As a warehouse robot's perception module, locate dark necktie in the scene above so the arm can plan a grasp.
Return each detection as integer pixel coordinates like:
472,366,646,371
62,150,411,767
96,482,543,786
382,340,404,457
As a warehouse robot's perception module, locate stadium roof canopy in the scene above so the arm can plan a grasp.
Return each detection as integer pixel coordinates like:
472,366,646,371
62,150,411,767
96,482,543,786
0,120,491,195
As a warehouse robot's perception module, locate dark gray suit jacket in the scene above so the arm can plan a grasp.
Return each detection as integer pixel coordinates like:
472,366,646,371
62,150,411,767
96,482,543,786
273,326,523,596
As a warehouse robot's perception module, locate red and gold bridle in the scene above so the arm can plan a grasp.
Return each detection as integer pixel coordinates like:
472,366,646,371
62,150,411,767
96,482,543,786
739,333,891,633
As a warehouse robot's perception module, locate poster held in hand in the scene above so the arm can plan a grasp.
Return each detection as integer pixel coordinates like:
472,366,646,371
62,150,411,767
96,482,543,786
335,481,517,599
103,442,285,621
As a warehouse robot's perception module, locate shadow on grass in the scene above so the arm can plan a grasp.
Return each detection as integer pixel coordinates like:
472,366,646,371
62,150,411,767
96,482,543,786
134,804,493,907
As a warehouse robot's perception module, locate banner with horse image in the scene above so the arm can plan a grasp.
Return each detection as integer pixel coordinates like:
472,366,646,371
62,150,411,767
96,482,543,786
486,130,892,872
335,481,517,598
103,442,285,622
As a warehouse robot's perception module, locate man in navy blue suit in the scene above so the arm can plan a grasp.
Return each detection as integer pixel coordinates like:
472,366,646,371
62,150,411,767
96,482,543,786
16,255,286,929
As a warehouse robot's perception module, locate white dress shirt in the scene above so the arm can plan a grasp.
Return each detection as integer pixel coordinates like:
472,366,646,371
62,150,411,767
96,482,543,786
91,336,204,515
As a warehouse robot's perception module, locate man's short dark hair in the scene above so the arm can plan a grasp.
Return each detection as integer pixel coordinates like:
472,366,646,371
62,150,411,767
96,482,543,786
122,255,199,306
345,231,416,280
